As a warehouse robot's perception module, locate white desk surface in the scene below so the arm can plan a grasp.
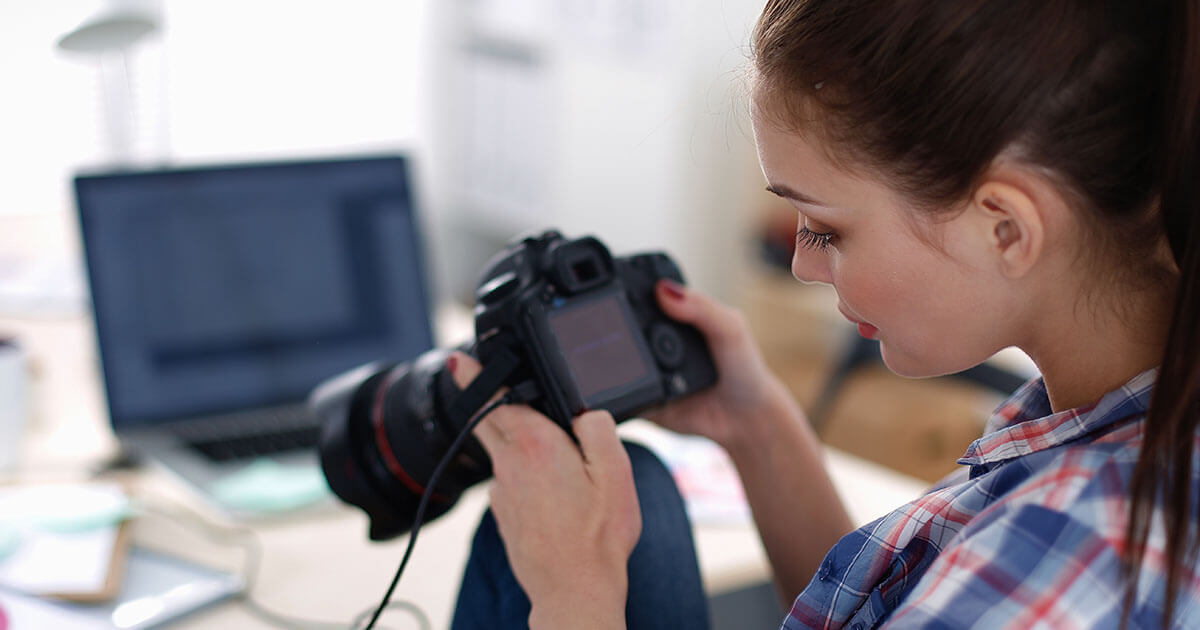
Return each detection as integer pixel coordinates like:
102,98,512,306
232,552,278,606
0,310,928,629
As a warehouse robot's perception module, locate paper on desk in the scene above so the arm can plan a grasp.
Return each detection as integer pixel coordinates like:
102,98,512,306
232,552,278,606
0,483,128,596
618,421,752,526
0,256,86,316
659,436,753,526
0,589,102,630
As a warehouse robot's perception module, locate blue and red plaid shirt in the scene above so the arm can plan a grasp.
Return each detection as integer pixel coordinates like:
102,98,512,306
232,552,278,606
782,368,1200,629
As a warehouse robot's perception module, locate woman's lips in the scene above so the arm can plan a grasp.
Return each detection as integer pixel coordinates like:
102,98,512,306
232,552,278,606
856,322,879,339
839,305,878,339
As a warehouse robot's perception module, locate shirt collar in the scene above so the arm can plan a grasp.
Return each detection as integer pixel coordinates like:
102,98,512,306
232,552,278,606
958,368,1157,466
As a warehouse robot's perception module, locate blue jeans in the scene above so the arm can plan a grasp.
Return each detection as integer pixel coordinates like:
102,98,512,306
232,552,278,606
451,442,710,629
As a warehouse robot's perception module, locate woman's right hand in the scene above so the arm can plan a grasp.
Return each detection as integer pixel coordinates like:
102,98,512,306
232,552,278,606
649,279,801,451
653,281,853,599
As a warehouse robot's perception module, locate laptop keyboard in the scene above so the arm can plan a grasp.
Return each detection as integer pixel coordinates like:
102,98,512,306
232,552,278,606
188,426,322,462
176,405,322,462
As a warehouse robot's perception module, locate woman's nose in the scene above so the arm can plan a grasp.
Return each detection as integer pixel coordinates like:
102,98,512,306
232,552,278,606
791,248,833,285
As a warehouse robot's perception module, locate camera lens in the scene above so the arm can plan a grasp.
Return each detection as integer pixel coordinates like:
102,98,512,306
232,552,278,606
313,347,490,540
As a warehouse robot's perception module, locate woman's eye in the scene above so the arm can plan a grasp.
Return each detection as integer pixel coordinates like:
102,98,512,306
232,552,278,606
796,226,835,251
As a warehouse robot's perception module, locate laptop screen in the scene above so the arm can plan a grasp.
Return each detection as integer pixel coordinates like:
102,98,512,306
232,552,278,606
75,156,435,428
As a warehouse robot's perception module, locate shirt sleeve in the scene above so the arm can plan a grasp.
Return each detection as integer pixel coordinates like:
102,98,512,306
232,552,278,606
882,503,1126,629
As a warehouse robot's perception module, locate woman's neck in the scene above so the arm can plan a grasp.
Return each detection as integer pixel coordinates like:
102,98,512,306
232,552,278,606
1025,282,1174,413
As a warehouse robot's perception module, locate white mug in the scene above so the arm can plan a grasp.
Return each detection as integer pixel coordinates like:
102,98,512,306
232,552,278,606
0,339,30,471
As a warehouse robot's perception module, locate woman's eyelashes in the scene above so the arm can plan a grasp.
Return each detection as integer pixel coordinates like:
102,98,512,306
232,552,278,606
796,226,835,251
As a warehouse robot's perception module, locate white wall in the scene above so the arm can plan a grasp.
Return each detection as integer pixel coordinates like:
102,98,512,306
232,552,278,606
2,0,769,308
162,1,426,162
0,0,427,218
424,0,767,303
0,1,109,218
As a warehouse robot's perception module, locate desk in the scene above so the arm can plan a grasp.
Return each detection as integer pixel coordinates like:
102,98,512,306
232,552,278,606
0,310,928,629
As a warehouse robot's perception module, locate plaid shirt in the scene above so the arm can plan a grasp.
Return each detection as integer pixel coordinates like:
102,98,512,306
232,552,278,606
782,368,1200,629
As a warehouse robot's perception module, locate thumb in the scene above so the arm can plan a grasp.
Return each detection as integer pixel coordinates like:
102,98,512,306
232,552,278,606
572,410,630,482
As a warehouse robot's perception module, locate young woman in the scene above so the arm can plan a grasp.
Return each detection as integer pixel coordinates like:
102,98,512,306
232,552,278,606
448,0,1200,627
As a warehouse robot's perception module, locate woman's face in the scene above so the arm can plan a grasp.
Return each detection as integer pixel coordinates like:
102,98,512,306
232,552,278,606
751,105,1010,377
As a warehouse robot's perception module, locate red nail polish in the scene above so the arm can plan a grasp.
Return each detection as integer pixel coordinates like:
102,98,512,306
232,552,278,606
661,280,686,300
446,354,458,375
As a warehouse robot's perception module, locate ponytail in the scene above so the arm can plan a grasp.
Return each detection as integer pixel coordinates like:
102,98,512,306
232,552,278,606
1124,1,1200,626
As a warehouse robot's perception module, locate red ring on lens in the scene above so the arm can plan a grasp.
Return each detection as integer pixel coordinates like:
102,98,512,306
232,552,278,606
371,368,450,503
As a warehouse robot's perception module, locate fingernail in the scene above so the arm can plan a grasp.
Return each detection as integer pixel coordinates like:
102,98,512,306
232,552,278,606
660,280,686,300
446,354,458,375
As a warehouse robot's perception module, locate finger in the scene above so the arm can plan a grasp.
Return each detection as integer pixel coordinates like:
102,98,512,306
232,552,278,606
655,280,746,351
483,408,581,488
447,351,482,390
572,410,631,483
471,406,510,456
474,400,572,465
447,351,507,449
487,485,514,536
641,395,698,428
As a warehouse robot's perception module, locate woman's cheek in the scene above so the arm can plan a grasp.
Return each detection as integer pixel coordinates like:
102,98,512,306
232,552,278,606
837,267,889,323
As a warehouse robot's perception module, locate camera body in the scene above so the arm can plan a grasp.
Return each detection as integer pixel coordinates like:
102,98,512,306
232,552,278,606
312,230,717,540
472,230,716,427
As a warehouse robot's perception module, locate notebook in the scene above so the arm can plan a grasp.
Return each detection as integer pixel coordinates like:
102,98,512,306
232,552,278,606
73,155,436,514
0,546,243,630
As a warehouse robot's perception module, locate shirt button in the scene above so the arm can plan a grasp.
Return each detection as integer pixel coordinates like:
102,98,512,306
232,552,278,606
818,559,833,581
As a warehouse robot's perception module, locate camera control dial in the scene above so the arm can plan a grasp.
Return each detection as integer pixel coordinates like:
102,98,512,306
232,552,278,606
477,272,520,306
649,322,686,369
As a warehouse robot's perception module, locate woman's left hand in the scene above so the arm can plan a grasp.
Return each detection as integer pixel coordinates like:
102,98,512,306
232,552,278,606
449,352,642,630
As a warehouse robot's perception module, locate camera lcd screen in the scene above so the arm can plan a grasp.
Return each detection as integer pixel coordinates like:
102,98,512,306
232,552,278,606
547,295,652,401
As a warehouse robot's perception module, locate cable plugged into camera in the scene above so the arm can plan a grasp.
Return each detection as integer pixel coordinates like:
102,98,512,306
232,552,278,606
358,374,537,630
313,231,717,543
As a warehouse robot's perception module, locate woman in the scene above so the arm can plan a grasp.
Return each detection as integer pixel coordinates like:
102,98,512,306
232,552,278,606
449,0,1200,627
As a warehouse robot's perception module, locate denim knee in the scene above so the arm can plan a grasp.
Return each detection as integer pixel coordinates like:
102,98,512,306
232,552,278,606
452,440,710,630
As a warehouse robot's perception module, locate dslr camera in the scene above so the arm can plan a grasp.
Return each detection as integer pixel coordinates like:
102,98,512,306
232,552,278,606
311,230,718,540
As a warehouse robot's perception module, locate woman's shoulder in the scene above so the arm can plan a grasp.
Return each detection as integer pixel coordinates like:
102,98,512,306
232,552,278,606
965,421,1145,539
888,422,1200,627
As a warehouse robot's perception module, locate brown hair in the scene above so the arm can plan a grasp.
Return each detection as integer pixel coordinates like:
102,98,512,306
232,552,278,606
752,0,1200,625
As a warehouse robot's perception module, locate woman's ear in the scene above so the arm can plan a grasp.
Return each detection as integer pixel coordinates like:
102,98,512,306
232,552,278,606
970,176,1046,279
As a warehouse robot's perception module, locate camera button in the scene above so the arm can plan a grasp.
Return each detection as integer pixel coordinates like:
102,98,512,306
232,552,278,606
649,323,686,369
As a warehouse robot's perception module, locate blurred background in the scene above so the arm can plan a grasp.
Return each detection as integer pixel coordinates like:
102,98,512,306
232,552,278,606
0,0,1032,486
1,0,766,307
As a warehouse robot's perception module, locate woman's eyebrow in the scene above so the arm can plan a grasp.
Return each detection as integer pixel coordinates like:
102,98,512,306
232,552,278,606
765,184,828,207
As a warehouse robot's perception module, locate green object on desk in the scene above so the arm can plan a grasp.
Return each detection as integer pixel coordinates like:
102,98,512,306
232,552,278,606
2,483,133,534
33,499,131,533
211,459,330,513
0,523,19,563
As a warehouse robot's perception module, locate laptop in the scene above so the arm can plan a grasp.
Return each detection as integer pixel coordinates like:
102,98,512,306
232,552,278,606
74,155,435,513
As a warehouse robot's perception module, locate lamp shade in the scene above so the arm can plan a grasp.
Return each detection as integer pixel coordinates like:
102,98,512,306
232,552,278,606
57,11,158,53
